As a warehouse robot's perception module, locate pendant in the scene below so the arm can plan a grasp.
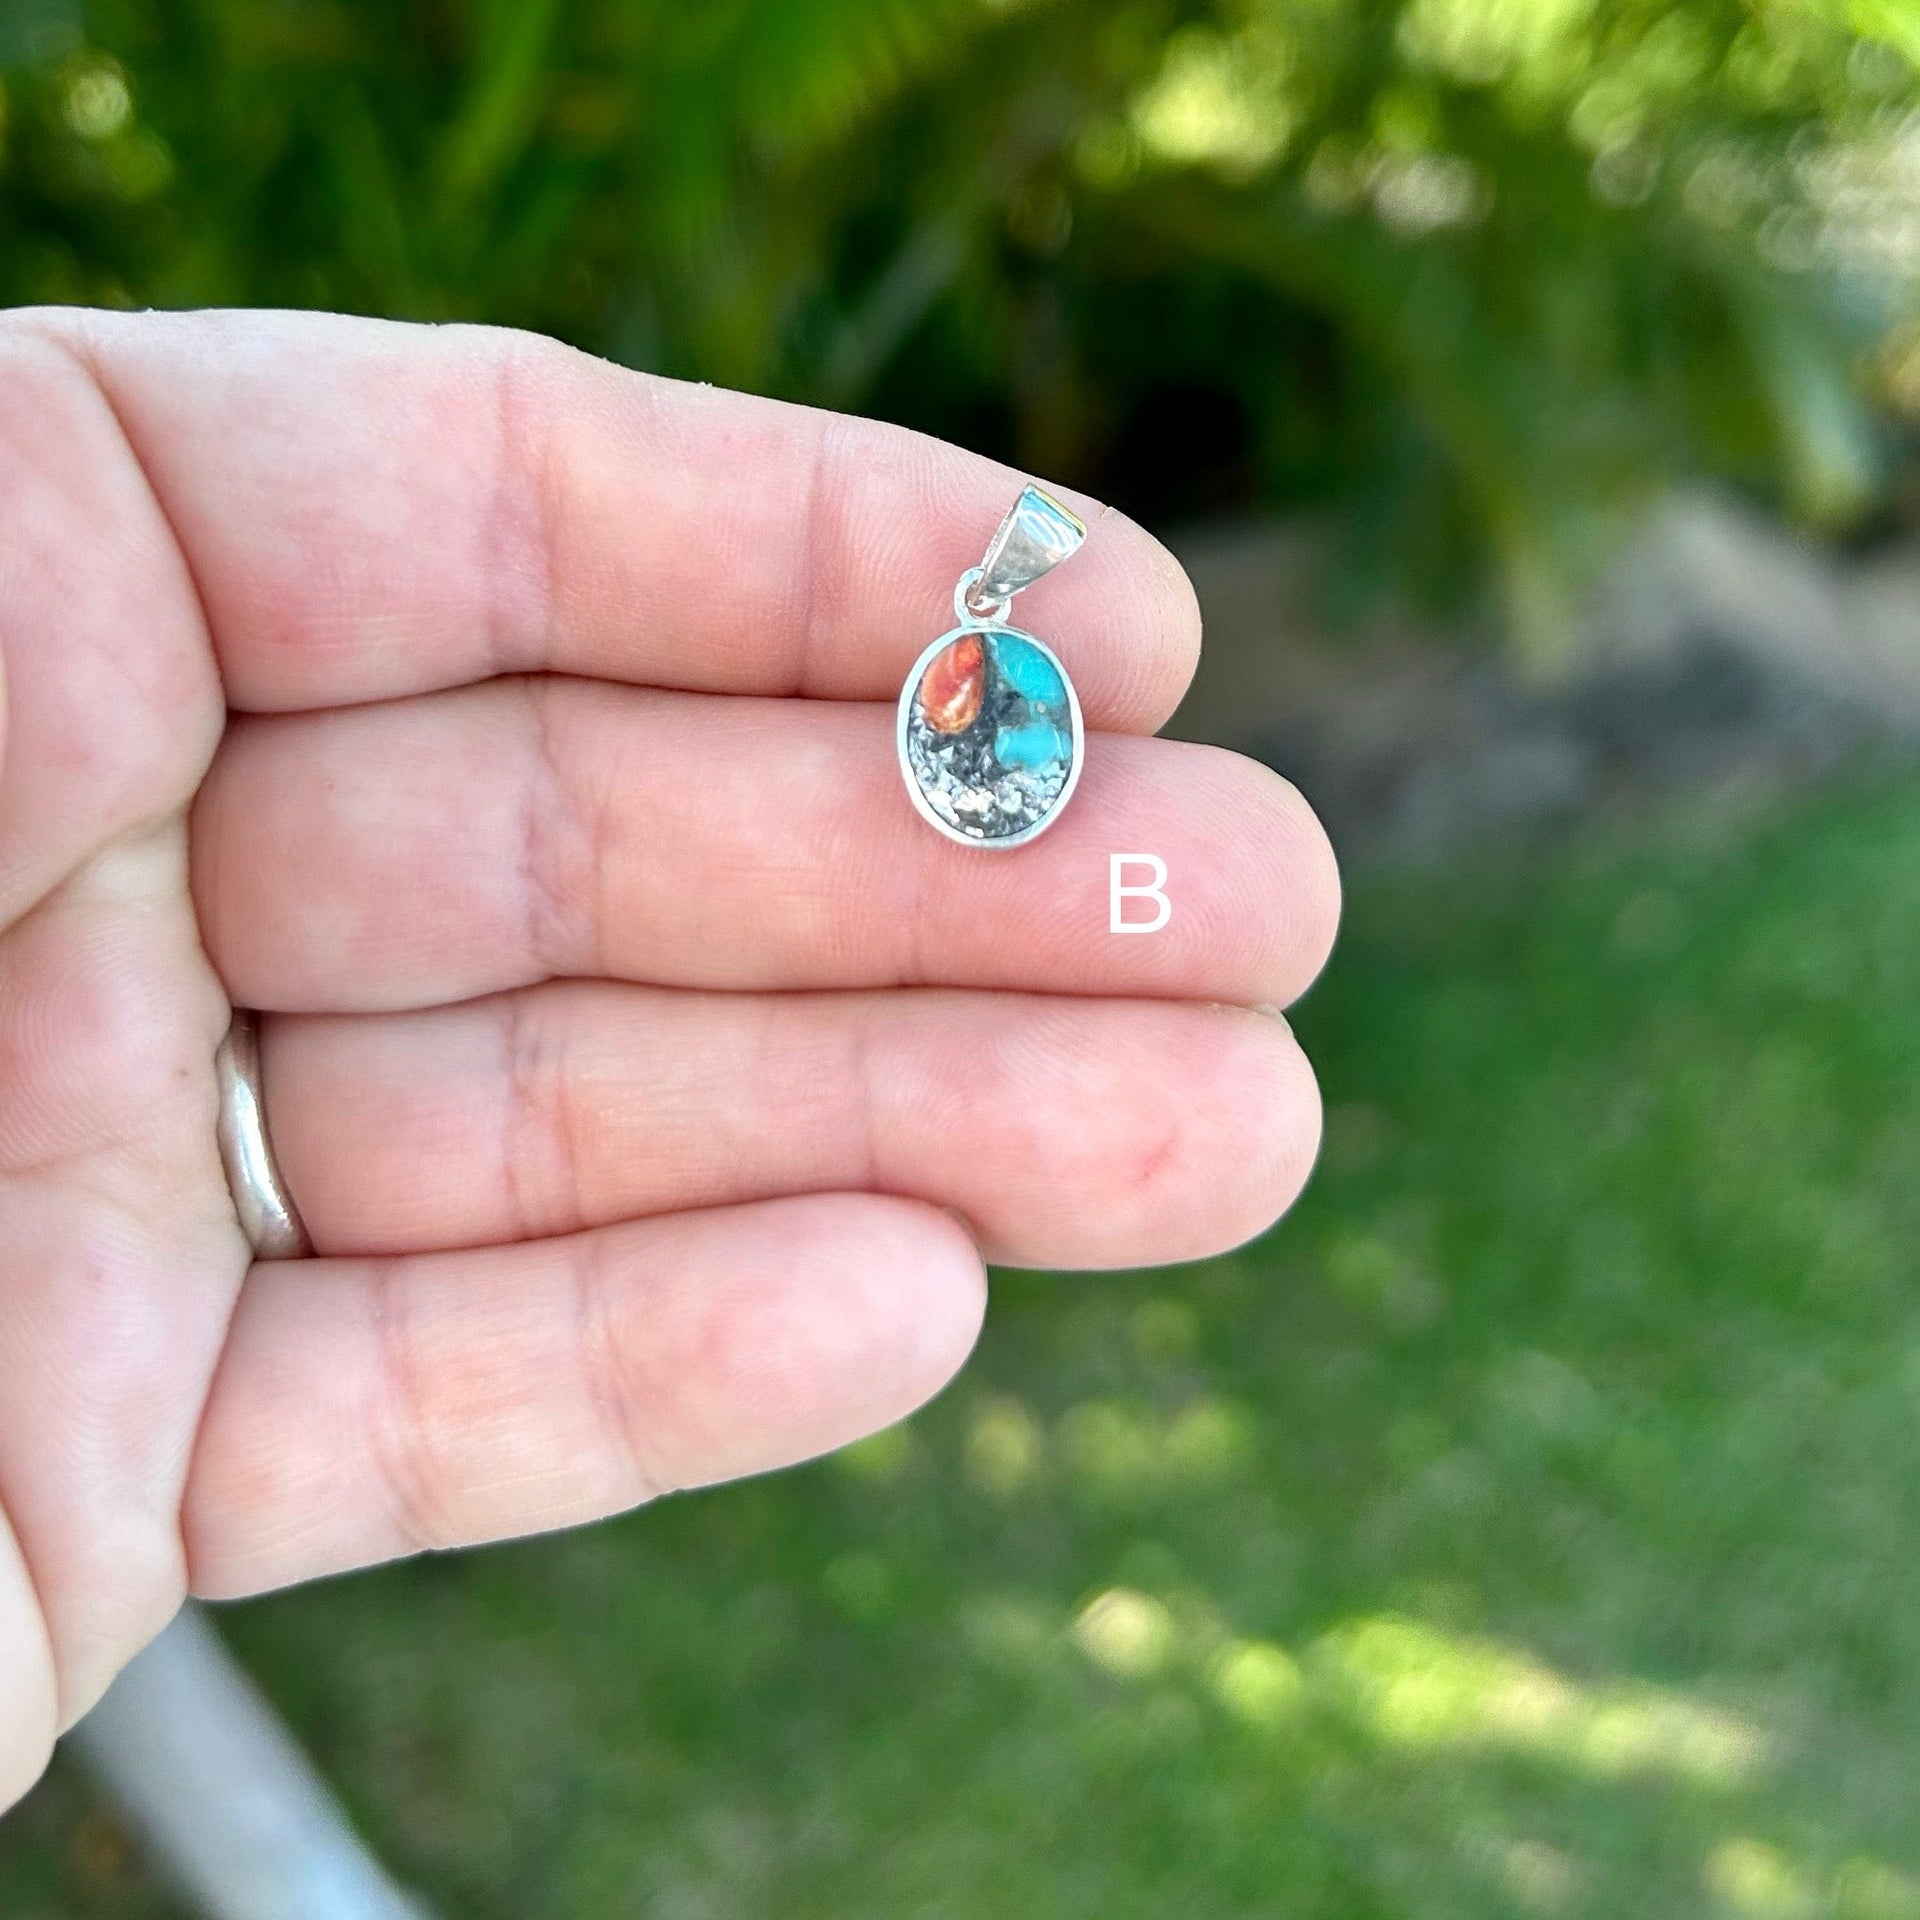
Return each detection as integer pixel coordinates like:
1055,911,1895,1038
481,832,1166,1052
898,484,1088,849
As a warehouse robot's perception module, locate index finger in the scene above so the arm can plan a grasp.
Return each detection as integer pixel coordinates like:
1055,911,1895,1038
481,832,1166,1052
21,308,1202,730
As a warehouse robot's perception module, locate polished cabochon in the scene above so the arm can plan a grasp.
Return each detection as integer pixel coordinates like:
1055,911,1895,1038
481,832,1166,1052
897,622,1086,849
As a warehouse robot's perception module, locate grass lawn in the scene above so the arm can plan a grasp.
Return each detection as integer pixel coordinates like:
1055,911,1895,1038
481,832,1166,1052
8,770,1920,1919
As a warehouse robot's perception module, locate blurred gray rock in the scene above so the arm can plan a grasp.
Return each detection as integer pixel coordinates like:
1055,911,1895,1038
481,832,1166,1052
1165,495,1920,864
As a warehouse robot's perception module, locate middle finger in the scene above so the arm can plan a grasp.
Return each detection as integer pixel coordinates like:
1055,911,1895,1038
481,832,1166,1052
194,678,1339,1013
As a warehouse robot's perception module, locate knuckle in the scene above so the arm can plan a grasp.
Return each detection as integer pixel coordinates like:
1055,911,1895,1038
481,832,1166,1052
494,988,589,1241
565,1231,676,1507
514,679,605,979
364,1265,468,1556
479,330,569,675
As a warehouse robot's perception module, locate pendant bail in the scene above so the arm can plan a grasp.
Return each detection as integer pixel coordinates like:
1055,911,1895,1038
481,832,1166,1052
967,484,1086,616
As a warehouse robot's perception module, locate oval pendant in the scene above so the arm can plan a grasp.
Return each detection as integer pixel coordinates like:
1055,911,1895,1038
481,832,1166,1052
898,624,1085,848
898,483,1089,850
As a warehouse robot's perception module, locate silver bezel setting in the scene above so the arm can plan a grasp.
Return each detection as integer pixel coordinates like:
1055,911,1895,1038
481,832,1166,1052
896,622,1086,851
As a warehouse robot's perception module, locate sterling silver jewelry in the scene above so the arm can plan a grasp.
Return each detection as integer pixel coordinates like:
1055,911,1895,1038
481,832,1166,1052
898,484,1087,849
214,1010,313,1260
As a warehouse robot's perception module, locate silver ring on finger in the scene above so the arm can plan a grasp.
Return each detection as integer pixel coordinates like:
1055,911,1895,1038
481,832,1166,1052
214,1009,313,1261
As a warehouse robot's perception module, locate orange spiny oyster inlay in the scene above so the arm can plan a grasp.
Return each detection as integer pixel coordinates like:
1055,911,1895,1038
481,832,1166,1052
917,634,985,733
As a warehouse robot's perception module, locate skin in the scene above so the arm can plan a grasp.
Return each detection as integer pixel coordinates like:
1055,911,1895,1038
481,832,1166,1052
0,308,1339,1809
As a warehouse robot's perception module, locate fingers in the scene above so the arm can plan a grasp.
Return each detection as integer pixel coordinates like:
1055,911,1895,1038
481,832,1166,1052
184,1195,985,1599
193,679,1340,1012
0,824,244,1737
263,984,1321,1270
21,308,1199,732
0,326,223,929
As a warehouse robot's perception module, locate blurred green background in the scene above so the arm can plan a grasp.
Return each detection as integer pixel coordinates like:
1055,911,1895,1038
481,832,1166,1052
5,0,1920,650
8,3,1920,1916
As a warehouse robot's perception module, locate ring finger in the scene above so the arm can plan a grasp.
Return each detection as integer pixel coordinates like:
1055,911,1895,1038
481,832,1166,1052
262,982,1322,1271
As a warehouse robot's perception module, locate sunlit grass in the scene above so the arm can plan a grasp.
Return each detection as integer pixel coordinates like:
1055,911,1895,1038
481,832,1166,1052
11,770,1920,1916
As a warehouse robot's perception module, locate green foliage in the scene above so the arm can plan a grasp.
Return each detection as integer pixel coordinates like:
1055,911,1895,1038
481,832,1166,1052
2,1,1917,650
14,769,1920,1914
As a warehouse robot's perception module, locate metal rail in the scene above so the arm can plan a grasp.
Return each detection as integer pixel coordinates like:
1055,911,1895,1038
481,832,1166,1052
69,1604,432,1920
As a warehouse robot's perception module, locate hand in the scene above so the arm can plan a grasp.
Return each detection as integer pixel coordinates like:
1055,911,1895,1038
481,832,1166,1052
0,309,1337,1807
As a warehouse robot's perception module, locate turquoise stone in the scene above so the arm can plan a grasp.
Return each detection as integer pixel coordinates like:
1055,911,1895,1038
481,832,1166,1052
990,633,1068,706
988,634,1072,778
993,719,1071,770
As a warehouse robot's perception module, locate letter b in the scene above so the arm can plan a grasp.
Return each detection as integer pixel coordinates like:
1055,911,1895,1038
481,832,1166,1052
1110,854,1171,934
